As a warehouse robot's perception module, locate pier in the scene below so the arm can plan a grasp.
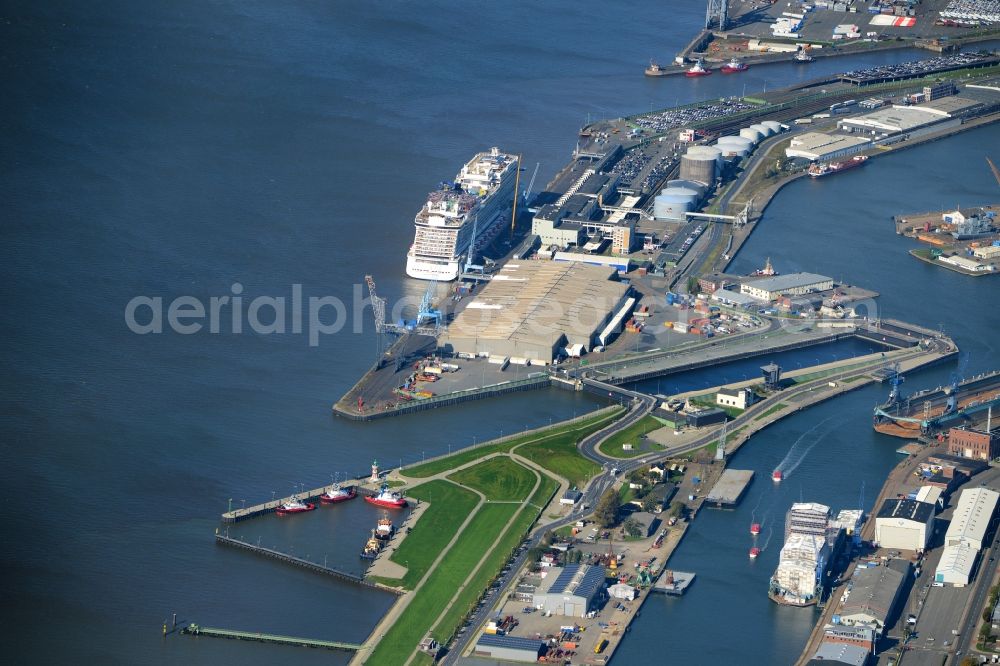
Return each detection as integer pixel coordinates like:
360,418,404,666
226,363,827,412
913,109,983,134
220,482,398,523
704,469,754,508
651,571,696,596
214,532,403,595
181,623,364,651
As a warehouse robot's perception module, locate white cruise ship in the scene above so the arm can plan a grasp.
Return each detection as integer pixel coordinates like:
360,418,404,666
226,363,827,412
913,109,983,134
406,147,519,281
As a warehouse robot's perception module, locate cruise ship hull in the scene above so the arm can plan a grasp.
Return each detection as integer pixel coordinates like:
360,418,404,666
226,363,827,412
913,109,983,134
406,255,461,281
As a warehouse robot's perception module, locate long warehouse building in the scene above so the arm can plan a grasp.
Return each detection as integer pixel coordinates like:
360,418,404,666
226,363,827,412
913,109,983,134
441,262,631,363
944,487,999,551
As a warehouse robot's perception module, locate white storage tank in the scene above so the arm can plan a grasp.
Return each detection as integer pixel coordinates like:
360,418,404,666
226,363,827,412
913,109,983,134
654,193,695,221
716,136,754,157
739,127,763,143
762,120,783,134
750,123,773,138
666,180,707,195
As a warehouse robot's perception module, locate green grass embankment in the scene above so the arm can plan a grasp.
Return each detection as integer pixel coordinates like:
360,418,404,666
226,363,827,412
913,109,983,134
368,503,519,665
368,480,479,590
449,457,536,501
599,415,667,459
401,407,623,478
431,474,559,645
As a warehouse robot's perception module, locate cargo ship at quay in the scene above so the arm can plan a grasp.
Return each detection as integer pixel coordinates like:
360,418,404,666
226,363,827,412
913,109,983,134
405,147,519,281
808,155,868,179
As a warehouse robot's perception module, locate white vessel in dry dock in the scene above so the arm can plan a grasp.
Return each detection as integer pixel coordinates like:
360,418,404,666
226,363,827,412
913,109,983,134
405,147,519,281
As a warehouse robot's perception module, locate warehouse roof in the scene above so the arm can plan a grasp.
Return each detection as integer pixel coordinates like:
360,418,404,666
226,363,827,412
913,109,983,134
917,96,982,117
743,272,832,294
840,106,944,132
444,262,629,354
808,642,870,666
840,560,909,624
876,498,934,524
545,564,606,600
945,487,1000,547
824,625,876,644
937,542,977,580
788,131,871,152
476,634,545,652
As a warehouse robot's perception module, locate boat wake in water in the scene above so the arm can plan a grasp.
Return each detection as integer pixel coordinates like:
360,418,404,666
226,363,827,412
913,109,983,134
772,416,840,480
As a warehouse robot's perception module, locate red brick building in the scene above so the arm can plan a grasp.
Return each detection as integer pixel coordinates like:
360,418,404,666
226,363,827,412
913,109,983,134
948,427,1000,462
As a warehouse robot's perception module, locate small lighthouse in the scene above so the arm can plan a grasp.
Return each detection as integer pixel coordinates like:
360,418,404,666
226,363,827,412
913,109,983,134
370,459,380,483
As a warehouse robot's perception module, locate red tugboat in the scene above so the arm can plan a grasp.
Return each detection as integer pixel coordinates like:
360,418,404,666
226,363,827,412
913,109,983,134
749,547,761,559
750,523,762,536
808,155,868,179
275,496,316,516
365,482,408,509
772,470,783,483
721,57,749,73
319,482,357,504
685,59,712,77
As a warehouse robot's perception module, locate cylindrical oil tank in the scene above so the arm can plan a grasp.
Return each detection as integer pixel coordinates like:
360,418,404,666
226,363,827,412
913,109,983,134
679,154,717,186
762,120,783,134
739,127,763,143
654,194,695,221
750,123,773,138
716,136,753,157
666,179,707,195
662,186,701,201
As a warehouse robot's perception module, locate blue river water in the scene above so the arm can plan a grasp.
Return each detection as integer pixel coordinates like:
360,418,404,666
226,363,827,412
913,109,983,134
1,0,997,663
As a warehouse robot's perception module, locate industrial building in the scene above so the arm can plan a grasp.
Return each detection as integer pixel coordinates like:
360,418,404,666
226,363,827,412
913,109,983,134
943,486,999,551
935,541,978,586
608,583,637,600
741,273,834,301
874,498,935,552
948,426,1000,461
836,559,910,635
473,634,546,663
807,642,871,666
531,564,607,617
716,387,755,410
784,132,871,161
685,407,727,428
822,625,876,653
441,262,631,363
834,98,982,138
553,251,631,273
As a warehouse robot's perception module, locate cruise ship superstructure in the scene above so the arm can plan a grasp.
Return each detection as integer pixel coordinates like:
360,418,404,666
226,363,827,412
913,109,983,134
769,502,848,607
406,147,519,281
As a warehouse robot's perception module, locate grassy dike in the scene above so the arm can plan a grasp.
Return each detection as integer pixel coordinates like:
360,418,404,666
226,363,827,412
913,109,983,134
363,408,617,664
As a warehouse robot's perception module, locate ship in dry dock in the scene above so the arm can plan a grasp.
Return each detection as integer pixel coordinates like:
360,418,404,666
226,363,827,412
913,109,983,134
873,369,1000,438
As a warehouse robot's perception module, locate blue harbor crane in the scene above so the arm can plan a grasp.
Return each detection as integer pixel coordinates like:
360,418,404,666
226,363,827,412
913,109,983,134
416,281,442,333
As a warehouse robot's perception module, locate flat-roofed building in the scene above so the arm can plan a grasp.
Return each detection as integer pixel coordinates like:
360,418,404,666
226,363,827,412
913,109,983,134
531,564,607,617
785,132,871,161
944,487,1000,551
441,262,630,363
474,635,546,662
948,427,1000,462
741,273,834,301
822,625,876,652
807,642,870,666
874,498,935,552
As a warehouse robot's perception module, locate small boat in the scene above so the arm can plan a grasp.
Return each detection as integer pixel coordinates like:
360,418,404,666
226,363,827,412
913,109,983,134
721,57,749,73
275,496,315,516
794,50,814,63
375,512,395,540
360,530,382,560
750,523,762,536
365,482,408,509
772,470,783,483
749,547,761,559
685,60,712,77
645,59,670,77
320,483,357,504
